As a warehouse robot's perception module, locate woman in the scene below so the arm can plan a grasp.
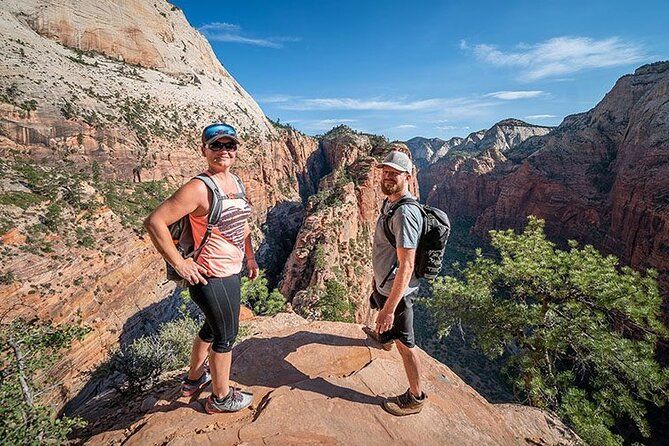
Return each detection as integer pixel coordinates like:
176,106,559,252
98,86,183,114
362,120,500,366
144,122,259,413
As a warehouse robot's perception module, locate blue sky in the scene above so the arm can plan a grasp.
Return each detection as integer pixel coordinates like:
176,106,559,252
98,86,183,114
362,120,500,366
172,0,668,140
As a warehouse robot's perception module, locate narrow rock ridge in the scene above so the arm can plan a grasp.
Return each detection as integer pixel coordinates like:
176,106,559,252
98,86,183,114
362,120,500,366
279,128,419,324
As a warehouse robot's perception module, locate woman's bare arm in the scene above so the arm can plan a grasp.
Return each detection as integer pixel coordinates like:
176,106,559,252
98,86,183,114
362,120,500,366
144,180,210,285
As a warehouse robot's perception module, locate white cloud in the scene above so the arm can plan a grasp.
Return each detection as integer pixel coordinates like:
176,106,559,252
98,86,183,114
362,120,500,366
314,118,357,125
278,96,499,115
199,22,299,48
470,36,647,80
525,114,557,119
396,124,417,129
485,90,544,100
437,125,470,131
459,39,468,50
303,118,358,131
258,94,296,103
279,97,445,111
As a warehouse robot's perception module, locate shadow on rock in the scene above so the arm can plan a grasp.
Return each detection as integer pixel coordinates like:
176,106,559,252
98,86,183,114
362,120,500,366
68,325,383,442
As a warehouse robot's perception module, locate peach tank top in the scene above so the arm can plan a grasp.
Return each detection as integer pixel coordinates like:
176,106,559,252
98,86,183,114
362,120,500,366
189,174,252,277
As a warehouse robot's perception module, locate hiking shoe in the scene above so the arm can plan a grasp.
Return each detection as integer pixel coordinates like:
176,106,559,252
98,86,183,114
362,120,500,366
181,371,211,397
204,387,253,414
362,326,393,351
382,389,427,416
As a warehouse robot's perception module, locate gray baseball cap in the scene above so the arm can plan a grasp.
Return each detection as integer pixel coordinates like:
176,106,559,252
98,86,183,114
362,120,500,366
376,150,413,173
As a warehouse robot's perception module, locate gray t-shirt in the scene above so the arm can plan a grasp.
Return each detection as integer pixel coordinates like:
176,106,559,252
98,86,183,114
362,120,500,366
372,194,423,297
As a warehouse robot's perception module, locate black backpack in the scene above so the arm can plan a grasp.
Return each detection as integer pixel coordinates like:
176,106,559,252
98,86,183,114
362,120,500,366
165,173,246,283
379,197,450,287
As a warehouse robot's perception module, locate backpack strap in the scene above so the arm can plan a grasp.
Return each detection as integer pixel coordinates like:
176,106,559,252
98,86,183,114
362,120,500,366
229,174,247,200
191,174,223,260
381,197,422,247
378,196,423,289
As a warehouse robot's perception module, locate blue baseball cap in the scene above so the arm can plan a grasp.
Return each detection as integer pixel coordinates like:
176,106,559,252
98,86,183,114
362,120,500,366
201,122,239,145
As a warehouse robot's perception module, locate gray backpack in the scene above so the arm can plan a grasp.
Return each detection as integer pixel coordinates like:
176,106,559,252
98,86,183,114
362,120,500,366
380,197,450,287
166,173,246,282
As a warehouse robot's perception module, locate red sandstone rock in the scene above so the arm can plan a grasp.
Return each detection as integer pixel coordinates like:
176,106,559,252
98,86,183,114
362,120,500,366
426,62,669,300
279,133,419,324
0,227,26,245
79,316,579,446
239,305,254,321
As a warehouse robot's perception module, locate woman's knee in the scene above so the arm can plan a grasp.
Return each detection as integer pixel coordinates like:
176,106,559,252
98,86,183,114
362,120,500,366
198,322,214,343
211,336,236,353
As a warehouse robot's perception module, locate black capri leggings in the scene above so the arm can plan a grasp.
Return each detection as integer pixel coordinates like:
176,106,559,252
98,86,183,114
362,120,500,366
189,274,241,353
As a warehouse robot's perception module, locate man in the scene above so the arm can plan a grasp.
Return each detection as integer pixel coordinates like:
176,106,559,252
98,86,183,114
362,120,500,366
371,150,427,416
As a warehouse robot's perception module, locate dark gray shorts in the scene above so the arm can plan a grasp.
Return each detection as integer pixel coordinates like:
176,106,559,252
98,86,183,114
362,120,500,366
370,289,416,348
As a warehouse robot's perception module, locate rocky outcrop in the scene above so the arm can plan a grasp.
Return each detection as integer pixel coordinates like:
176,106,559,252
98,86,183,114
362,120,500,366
0,0,321,217
0,0,321,410
427,62,669,300
279,128,419,324
77,314,579,446
406,136,464,169
420,119,553,207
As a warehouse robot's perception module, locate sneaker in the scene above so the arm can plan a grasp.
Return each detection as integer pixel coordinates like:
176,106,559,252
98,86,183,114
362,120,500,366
362,326,393,351
204,387,253,414
382,389,427,416
181,371,211,397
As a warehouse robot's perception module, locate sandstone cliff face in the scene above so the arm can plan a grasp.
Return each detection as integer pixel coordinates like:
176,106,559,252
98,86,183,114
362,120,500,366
0,0,321,409
279,128,419,324
406,136,464,169
76,314,579,446
426,62,669,299
421,120,552,209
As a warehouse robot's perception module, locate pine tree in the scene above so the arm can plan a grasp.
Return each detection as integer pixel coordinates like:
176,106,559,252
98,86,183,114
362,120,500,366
426,216,669,445
1,318,89,444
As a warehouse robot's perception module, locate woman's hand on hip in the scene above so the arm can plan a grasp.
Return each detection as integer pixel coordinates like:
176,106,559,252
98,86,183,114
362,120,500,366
247,258,259,280
175,258,209,285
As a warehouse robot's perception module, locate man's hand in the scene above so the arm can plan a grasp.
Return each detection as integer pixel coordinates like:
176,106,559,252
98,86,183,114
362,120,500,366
247,258,259,280
376,307,395,334
174,258,208,285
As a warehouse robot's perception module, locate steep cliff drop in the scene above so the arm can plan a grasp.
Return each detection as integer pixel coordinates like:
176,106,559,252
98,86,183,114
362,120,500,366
0,0,320,409
426,62,669,304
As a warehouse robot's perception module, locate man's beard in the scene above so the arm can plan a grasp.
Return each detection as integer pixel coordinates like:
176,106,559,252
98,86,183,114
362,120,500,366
381,181,401,195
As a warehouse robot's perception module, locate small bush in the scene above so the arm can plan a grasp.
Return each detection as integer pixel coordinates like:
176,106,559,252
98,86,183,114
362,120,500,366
0,270,15,285
241,270,286,316
313,245,327,269
317,279,355,323
1,319,89,444
107,316,199,392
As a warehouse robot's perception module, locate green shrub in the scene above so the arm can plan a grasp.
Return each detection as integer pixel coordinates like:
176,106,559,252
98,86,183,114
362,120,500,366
107,316,199,392
0,319,89,445
317,279,355,323
241,270,286,316
0,191,45,209
426,216,669,445
60,100,76,119
313,245,327,269
0,270,14,285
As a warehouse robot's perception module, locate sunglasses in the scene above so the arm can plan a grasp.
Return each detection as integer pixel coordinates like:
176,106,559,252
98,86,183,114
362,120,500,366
208,140,238,151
